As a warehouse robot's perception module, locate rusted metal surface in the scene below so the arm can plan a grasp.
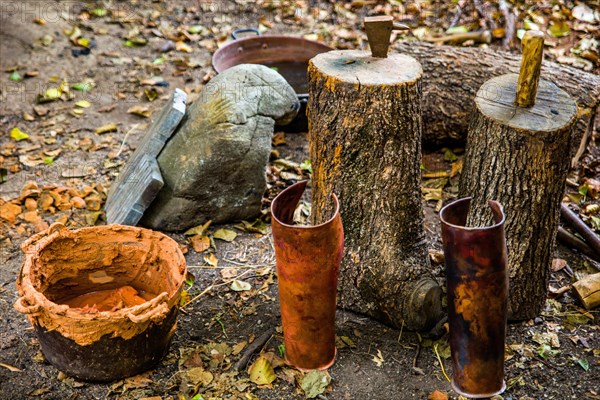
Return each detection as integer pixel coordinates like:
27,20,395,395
271,181,343,371
440,197,508,398
364,16,409,58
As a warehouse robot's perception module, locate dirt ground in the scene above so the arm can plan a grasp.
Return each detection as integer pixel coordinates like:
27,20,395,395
1,1,599,399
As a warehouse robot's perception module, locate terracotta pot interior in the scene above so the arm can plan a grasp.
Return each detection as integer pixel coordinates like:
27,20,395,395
28,228,183,310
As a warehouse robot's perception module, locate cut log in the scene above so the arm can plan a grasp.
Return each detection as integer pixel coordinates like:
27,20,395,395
392,41,599,165
308,50,443,331
572,273,600,310
459,33,578,320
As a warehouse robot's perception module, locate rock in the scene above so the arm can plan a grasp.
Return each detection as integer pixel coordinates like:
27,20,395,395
0,203,22,224
104,89,187,225
142,64,299,231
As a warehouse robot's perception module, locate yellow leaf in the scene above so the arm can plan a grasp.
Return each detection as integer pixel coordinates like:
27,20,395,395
127,105,152,118
176,41,193,53
248,356,276,385
204,253,218,266
95,122,118,134
184,220,212,236
10,127,29,141
75,100,91,108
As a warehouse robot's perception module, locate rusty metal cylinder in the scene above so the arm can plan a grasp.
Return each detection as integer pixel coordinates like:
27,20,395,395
271,181,343,370
440,197,508,398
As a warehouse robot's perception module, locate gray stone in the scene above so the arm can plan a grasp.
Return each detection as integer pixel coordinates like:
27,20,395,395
141,64,299,231
105,88,187,225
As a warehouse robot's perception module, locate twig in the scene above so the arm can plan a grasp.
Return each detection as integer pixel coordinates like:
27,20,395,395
183,269,254,310
557,227,600,263
433,343,451,382
499,0,516,49
561,204,600,256
115,123,141,158
449,0,467,29
233,323,276,371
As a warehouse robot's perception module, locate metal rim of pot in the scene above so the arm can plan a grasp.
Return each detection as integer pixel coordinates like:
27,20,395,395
212,28,334,101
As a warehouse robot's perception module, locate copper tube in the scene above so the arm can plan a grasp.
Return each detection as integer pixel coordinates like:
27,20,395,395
271,181,343,371
440,197,508,398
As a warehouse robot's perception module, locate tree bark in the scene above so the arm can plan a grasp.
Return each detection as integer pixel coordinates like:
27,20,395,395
392,41,599,164
459,73,577,321
308,50,443,331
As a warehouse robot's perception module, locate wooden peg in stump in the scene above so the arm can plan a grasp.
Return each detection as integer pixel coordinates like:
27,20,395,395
307,17,442,331
459,30,578,320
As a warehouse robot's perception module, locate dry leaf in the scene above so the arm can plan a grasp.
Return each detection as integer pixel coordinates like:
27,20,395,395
248,356,276,385
372,349,384,367
190,235,210,253
184,220,212,236
0,362,22,372
204,253,218,266
213,228,237,242
95,122,118,134
127,105,152,118
230,279,251,292
428,390,449,400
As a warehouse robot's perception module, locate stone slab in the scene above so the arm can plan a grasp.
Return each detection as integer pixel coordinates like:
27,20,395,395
105,155,163,226
105,88,186,225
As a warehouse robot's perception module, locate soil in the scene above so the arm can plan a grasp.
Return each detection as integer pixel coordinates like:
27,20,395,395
1,1,598,400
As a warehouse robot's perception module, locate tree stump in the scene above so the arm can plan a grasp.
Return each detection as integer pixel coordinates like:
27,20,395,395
459,31,578,320
308,50,442,331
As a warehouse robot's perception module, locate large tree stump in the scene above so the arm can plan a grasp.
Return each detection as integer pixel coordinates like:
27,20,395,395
459,32,577,321
308,50,442,331
392,41,599,165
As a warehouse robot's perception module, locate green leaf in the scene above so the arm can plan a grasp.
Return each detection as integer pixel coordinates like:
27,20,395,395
43,157,54,165
577,358,589,371
10,127,29,141
91,8,107,17
71,81,94,92
442,147,458,162
248,356,276,385
300,159,312,173
188,25,204,34
0,167,7,184
300,370,331,399
565,312,592,327
185,271,196,288
446,25,469,34
536,344,560,359
277,344,285,358
213,228,237,242
9,71,22,82
340,336,356,348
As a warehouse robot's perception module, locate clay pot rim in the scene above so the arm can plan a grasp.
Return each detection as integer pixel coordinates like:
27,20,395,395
439,197,506,231
18,224,186,321
271,181,340,230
